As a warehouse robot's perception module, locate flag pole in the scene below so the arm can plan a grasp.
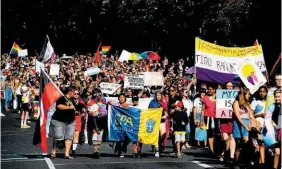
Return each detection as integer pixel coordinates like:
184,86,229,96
270,53,282,76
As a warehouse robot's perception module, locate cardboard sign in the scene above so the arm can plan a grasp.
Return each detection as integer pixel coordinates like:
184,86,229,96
143,72,164,86
124,75,144,89
84,67,100,76
49,64,60,75
18,49,28,57
100,82,121,94
237,57,267,94
35,60,45,73
216,90,239,119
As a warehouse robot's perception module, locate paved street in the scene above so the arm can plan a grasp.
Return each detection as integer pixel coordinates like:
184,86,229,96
1,111,230,169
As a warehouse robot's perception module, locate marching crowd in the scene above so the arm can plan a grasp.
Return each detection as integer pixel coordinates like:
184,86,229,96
0,53,281,169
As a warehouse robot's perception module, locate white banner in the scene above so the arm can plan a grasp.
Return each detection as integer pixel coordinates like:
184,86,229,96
143,72,164,86
105,97,153,110
237,57,267,94
124,75,144,89
100,82,121,94
49,64,60,75
195,38,266,74
18,49,28,57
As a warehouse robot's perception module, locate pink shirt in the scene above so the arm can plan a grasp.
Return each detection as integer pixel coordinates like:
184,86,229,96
239,107,249,119
203,96,216,117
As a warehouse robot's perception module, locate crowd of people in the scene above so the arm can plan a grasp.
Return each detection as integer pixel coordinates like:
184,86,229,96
0,52,281,169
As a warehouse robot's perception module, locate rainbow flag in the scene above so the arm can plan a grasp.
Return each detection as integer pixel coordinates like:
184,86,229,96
10,42,22,56
101,46,111,55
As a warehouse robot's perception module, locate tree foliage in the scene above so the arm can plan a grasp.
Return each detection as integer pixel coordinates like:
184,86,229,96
1,0,277,63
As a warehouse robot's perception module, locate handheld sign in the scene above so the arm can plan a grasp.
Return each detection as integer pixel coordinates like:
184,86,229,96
100,82,121,95
124,75,144,89
216,90,239,119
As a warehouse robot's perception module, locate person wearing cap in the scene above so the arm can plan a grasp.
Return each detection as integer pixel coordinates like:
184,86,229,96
171,101,188,158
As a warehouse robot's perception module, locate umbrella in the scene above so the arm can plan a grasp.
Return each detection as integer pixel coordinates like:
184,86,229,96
140,51,161,60
128,53,142,61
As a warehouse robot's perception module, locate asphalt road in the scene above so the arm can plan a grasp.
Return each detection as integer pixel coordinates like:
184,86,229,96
1,110,230,169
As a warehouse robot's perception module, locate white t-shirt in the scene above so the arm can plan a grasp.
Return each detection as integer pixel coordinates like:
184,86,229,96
182,99,193,117
193,97,202,115
251,100,266,114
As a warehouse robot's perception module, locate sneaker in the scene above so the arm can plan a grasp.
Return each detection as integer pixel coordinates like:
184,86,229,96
155,152,159,158
169,151,176,156
27,120,31,124
71,151,76,158
119,152,124,158
23,125,31,128
182,145,186,150
21,124,24,128
137,151,142,159
185,143,192,149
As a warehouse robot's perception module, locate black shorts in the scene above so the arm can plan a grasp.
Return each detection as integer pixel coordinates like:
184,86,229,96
204,117,219,138
22,103,29,112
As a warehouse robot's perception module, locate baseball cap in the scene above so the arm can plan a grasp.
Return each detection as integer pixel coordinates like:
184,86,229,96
132,95,139,102
173,101,184,108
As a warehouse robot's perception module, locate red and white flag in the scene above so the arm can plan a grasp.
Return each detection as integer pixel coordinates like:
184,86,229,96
33,70,63,153
39,35,56,63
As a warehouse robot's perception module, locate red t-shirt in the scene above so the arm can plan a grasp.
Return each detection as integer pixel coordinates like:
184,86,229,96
203,96,216,117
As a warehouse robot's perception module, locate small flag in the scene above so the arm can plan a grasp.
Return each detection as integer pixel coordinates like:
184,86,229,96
33,70,63,153
101,46,111,55
254,39,259,46
39,35,55,63
9,42,22,56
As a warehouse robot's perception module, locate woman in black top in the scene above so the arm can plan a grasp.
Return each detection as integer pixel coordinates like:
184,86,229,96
51,87,76,159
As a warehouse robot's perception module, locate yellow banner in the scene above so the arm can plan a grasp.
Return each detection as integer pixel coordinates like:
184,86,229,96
195,37,263,57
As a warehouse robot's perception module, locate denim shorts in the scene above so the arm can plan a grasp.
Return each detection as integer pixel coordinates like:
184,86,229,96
174,132,186,143
233,118,249,139
51,119,75,140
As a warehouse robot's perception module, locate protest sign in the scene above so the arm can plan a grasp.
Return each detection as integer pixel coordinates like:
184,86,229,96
237,57,267,94
195,37,266,84
143,72,164,86
124,75,144,89
216,90,239,119
100,82,121,94
35,60,45,73
18,49,28,57
49,64,60,75
118,50,131,62
84,67,100,76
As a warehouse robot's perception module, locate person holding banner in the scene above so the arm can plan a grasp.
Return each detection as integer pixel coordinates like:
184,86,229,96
113,94,130,158
148,91,168,157
232,88,255,169
201,84,217,155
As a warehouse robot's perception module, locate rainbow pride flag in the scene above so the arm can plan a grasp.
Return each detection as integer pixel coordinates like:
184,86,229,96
101,46,111,55
10,42,22,56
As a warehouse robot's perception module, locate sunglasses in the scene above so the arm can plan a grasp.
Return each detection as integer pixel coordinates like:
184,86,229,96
74,93,79,95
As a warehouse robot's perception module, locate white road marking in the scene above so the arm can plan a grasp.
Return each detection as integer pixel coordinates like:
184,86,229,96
1,158,45,162
191,161,214,168
1,157,28,161
45,157,56,169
